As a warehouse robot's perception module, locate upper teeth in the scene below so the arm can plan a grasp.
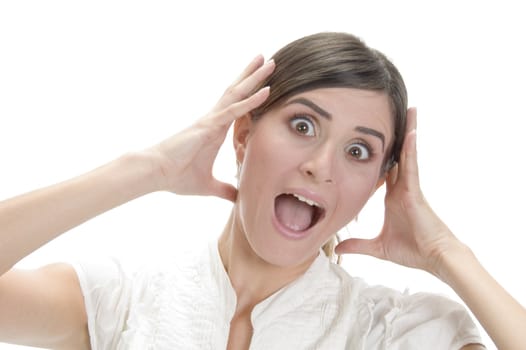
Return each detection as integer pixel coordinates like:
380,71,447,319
292,193,320,207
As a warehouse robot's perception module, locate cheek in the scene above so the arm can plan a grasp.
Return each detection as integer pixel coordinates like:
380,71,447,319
334,174,380,221
240,133,293,181
237,137,287,208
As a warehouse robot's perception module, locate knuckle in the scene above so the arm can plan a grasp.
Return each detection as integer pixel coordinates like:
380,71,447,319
224,85,248,102
222,105,238,120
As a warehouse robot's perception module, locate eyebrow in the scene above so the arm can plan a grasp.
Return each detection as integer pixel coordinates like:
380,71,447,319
285,97,386,150
356,126,385,150
285,98,332,120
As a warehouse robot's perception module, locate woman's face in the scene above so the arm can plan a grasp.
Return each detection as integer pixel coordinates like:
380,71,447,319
234,87,393,267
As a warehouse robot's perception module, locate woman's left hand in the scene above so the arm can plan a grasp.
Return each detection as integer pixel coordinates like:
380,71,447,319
335,108,461,277
337,108,526,349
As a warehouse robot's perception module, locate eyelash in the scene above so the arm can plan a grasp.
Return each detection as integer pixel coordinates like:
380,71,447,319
289,114,317,136
345,140,374,161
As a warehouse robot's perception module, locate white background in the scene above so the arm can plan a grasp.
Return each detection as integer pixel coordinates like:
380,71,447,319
1,1,525,349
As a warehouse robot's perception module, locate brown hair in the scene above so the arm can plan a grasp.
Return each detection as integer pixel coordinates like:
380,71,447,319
252,32,408,263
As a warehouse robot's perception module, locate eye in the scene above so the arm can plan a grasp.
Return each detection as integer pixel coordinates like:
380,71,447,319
346,142,371,160
290,116,315,136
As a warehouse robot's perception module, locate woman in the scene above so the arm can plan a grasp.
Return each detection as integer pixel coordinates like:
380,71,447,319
0,32,524,349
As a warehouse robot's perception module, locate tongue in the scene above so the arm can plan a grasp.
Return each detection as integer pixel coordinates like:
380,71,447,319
275,194,314,232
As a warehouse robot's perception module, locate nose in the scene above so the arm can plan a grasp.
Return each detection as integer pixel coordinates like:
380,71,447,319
299,143,335,184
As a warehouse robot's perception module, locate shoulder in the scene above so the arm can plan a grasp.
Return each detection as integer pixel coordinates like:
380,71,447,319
360,284,473,330
324,260,470,317
363,286,482,348
73,243,206,288
323,261,482,348
359,282,482,347
71,247,206,349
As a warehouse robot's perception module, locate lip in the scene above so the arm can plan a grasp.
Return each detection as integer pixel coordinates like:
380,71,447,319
283,187,328,210
271,188,328,240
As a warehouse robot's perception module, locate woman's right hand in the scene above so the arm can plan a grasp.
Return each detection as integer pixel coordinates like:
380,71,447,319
0,55,272,350
146,56,275,201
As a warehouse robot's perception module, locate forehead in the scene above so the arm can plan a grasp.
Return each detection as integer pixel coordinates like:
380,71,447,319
283,87,393,136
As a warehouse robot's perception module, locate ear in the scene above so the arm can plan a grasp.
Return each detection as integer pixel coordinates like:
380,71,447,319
233,114,252,164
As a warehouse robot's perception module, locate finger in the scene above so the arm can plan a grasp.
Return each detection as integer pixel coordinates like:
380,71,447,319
406,107,417,133
335,237,384,259
231,55,265,87
210,180,238,202
396,108,420,190
216,59,275,110
213,85,270,125
214,55,263,111
234,58,275,98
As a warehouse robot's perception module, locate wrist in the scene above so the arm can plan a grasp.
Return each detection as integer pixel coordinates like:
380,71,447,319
112,151,164,196
434,239,476,285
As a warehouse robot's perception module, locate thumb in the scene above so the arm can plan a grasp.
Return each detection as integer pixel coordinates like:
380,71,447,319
335,237,383,258
210,180,238,202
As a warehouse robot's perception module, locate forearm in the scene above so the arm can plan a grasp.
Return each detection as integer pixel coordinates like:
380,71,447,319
439,242,526,349
0,152,157,274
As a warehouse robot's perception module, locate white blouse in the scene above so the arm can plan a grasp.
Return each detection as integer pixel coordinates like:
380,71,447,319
73,242,482,349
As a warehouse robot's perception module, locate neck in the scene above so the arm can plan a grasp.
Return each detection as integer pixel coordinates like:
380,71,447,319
218,208,315,313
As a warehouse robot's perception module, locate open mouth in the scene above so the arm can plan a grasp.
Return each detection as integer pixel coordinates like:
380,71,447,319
274,193,325,232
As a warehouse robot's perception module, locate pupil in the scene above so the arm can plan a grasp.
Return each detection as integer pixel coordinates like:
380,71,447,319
351,147,361,157
297,122,308,133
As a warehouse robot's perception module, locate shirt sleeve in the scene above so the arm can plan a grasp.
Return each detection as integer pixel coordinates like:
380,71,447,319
363,287,483,349
71,259,133,350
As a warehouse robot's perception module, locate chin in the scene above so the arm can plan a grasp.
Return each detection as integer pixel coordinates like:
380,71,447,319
245,231,322,269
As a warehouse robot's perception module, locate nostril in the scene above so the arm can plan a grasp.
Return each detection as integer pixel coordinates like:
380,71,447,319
303,169,333,184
